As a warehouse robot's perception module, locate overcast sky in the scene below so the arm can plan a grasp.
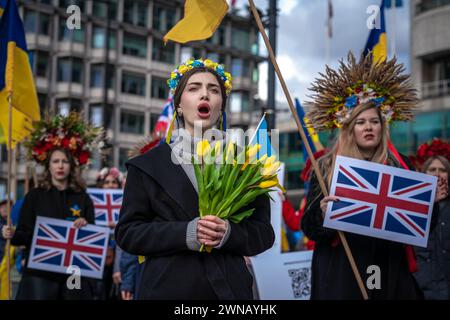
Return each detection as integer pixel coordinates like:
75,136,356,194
234,0,411,106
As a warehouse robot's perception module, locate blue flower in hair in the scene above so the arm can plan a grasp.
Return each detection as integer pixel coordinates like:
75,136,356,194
345,95,358,108
192,60,203,68
168,79,178,89
371,96,386,107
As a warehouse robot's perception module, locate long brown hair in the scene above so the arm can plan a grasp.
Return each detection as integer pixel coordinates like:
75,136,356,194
317,102,389,189
39,148,86,192
173,67,228,127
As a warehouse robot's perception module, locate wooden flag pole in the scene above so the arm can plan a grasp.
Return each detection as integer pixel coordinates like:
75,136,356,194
248,0,368,300
5,95,13,301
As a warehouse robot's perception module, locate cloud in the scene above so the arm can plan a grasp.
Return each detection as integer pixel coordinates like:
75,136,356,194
249,0,411,105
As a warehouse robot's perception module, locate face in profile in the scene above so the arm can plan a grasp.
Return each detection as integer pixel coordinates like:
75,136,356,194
49,150,71,182
179,72,223,133
353,108,382,154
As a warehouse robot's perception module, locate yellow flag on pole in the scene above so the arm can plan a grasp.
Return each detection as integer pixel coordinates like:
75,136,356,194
163,0,228,44
0,0,41,149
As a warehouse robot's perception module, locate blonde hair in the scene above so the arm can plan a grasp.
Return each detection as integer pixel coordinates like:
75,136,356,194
317,103,389,189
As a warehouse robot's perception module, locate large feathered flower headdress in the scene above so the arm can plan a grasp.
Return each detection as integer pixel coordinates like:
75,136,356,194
306,52,419,131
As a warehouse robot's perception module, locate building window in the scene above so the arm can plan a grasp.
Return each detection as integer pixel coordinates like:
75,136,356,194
31,50,49,78
38,13,51,36
90,64,114,89
118,148,130,172
152,38,175,64
57,98,82,115
57,58,83,83
121,72,146,96
231,27,250,52
90,103,113,130
231,58,250,78
60,0,85,12
206,25,225,46
150,113,159,132
93,0,117,20
89,104,103,127
59,18,84,43
120,110,144,134
92,26,116,49
230,92,250,113
37,93,47,116
152,4,176,32
122,33,147,58
24,10,37,33
416,0,450,15
151,76,169,99
123,0,147,27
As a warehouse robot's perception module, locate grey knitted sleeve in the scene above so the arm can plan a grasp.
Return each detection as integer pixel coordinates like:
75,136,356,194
186,217,201,251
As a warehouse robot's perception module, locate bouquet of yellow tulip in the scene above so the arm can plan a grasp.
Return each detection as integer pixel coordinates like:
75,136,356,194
193,140,284,252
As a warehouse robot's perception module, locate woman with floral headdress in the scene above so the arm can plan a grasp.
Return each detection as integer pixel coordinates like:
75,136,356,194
301,53,444,300
413,140,450,299
115,59,275,299
1,113,101,299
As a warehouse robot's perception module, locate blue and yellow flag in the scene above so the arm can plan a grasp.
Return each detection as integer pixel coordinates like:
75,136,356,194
249,113,276,159
363,0,387,63
295,98,323,159
0,0,40,148
163,0,228,44
0,0,6,17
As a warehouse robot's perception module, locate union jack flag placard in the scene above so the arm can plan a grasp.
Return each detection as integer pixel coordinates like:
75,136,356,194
87,188,123,226
324,156,437,247
28,217,109,279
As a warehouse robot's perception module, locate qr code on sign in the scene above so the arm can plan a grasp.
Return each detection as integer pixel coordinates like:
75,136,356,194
288,267,311,299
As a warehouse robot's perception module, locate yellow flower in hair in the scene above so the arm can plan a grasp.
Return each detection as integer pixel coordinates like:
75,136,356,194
178,65,189,74
170,72,177,79
204,59,215,69
224,72,232,80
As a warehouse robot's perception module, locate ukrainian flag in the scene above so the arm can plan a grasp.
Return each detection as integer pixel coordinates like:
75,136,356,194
363,0,387,63
0,0,6,17
0,0,40,148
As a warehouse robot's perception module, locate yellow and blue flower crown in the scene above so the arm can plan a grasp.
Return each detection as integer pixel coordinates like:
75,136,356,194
167,58,233,96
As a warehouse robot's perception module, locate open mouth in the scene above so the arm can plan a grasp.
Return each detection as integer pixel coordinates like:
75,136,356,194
364,134,374,140
197,103,211,119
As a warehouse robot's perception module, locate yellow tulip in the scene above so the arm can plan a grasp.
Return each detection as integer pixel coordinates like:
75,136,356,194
258,154,268,164
262,161,281,177
246,144,261,160
214,141,222,156
264,155,276,167
259,180,278,189
225,142,235,163
196,140,211,158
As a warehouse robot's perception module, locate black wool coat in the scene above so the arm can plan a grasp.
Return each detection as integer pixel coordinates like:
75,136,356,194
414,197,450,300
115,143,275,300
301,154,433,300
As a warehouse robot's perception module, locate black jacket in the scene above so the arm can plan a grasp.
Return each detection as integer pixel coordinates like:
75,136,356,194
301,154,429,300
11,186,95,281
115,143,275,300
414,197,450,299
